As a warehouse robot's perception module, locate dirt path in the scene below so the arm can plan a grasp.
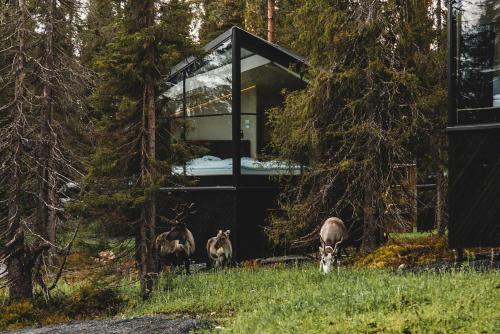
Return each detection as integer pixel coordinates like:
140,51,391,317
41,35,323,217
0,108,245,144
2,316,210,334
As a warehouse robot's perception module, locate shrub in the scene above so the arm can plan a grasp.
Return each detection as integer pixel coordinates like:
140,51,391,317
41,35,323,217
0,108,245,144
68,285,124,318
0,285,124,331
0,300,39,330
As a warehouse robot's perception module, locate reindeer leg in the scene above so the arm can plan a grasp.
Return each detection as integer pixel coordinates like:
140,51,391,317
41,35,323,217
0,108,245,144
342,247,349,258
184,256,191,275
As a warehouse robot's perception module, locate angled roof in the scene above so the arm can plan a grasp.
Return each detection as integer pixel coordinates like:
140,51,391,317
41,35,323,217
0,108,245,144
169,26,306,79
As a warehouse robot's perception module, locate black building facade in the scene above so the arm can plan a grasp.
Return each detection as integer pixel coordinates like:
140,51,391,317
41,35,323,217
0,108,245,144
448,0,500,248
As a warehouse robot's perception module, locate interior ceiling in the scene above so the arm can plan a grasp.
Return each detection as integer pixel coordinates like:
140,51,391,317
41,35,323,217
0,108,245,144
241,63,304,93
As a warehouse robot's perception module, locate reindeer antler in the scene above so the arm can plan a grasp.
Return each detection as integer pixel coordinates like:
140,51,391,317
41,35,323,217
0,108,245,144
332,236,343,255
167,202,196,225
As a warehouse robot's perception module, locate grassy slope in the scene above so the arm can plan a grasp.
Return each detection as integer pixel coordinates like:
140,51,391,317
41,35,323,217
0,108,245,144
121,265,500,333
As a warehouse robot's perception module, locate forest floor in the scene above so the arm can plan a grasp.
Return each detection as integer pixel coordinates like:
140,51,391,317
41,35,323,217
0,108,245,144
1,233,499,333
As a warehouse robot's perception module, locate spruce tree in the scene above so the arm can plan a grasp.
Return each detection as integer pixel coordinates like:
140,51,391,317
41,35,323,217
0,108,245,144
267,0,447,251
197,0,245,44
0,0,89,301
85,0,194,299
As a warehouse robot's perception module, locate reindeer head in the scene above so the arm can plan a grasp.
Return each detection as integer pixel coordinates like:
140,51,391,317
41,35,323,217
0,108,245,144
164,222,187,240
215,229,230,247
319,237,343,274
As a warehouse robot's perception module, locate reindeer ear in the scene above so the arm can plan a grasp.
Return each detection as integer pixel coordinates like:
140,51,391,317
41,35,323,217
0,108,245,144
225,230,230,236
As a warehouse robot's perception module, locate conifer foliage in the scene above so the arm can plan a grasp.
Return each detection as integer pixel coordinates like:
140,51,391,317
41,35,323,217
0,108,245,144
267,0,447,251
0,0,89,300
84,0,194,300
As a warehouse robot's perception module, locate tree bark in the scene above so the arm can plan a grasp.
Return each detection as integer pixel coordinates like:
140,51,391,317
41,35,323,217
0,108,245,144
137,0,157,300
37,0,56,248
436,0,442,33
7,0,32,301
431,136,447,236
361,173,381,252
267,0,275,43
435,166,447,236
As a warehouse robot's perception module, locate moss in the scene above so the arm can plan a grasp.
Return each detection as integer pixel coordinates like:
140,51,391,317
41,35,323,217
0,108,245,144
0,286,124,332
0,300,40,330
354,235,452,268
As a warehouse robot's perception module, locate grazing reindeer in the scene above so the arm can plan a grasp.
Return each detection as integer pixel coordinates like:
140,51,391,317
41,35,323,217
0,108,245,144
156,222,195,274
206,230,232,268
156,204,196,274
319,217,348,274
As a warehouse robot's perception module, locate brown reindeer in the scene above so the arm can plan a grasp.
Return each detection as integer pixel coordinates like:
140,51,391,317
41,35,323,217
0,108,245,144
206,230,232,268
156,204,196,274
156,222,195,274
319,217,348,273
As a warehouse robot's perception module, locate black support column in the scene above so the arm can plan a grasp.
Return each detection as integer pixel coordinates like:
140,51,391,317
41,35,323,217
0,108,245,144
232,27,241,188
447,0,457,126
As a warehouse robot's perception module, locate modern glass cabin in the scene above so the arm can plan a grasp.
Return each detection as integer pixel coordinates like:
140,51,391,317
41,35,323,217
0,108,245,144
158,27,307,260
448,0,500,247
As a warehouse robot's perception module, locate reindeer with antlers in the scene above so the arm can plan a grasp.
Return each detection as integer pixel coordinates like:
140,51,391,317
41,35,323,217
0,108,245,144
319,217,348,274
155,203,196,274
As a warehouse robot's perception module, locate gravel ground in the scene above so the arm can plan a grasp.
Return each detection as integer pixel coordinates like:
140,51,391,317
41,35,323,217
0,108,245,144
1,316,211,334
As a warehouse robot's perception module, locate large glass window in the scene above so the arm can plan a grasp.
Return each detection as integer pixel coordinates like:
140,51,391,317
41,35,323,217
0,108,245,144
456,0,500,124
161,29,306,182
164,39,233,180
239,47,304,175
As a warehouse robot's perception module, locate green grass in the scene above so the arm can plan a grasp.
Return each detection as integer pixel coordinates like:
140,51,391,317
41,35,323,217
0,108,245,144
119,265,500,333
390,231,437,240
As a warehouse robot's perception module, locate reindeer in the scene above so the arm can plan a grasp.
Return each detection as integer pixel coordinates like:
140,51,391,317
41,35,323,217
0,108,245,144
319,217,348,274
206,230,232,268
156,203,196,274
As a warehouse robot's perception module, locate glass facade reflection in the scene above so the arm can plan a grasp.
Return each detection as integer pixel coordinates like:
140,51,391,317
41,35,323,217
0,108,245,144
161,28,306,183
456,0,500,123
163,39,234,183
239,47,305,175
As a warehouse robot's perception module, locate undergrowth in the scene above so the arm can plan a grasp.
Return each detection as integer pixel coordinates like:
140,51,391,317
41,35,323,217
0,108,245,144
1,233,498,333
0,285,124,331
354,235,453,268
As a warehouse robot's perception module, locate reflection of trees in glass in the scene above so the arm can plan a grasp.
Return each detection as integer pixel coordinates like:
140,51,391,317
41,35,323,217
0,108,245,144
162,39,233,118
185,40,232,116
457,0,500,117
458,22,495,110
478,0,500,25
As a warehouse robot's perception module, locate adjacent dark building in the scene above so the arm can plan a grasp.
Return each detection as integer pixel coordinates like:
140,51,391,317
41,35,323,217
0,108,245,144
448,0,500,248
158,27,307,261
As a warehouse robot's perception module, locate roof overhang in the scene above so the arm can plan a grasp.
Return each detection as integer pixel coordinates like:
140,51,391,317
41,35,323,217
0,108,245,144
168,26,307,80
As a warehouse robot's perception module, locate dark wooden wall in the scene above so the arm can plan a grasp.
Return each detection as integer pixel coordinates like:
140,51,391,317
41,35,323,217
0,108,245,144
157,185,281,262
448,128,500,248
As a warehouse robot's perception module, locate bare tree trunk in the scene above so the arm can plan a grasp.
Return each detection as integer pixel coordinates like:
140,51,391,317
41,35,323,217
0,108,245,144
138,0,157,300
430,136,447,236
37,0,56,250
435,164,447,236
267,0,275,43
436,0,442,33
46,0,57,249
409,164,418,231
7,0,32,301
361,174,380,252
436,170,445,235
